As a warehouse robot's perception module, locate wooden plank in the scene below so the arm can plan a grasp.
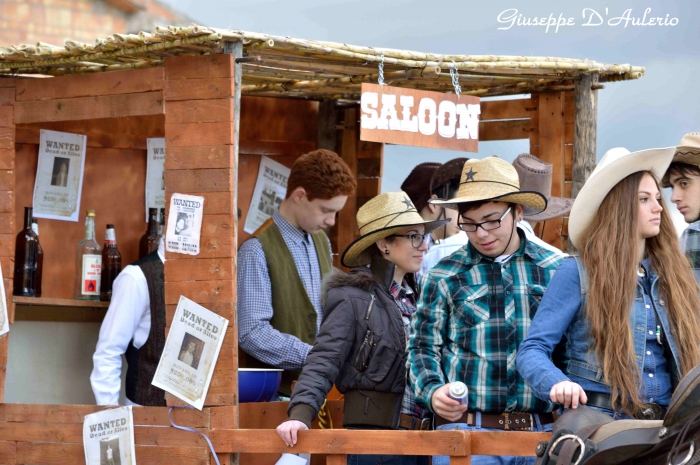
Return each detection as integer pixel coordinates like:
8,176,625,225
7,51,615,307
0,334,7,366
165,122,233,147
0,149,14,170
0,213,12,235
166,303,234,326
0,106,12,126
0,233,13,256
0,128,13,150
480,119,531,141
164,257,234,282
356,178,381,198
166,99,233,125
15,67,164,101
357,157,381,178
15,442,210,465
239,140,316,157
529,94,540,156
162,213,234,260
165,54,234,80
164,79,234,102
0,88,13,106
326,456,347,465
480,98,530,121
12,297,109,308
0,440,15,465
564,145,573,180
165,145,233,170
164,279,233,305
164,169,233,193
0,170,14,191
14,91,165,124
0,78,16,88
317,99,338,151
14,305,107,323
210,406,238,430
0,192,12,214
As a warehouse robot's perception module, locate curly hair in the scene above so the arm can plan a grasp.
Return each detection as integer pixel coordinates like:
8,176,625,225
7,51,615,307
286,149,356,200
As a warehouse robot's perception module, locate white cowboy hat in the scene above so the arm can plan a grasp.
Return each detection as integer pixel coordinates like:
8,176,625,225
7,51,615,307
429,156,547,215
341,191,450,267
568,146,676,248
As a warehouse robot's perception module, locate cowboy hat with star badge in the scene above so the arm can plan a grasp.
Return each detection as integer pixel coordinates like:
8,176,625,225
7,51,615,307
340,191,451,267
429,156,547,215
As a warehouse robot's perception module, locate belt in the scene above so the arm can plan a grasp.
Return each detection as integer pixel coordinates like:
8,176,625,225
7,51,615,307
586,392,666,420
435,411,554,431
398,413,432,430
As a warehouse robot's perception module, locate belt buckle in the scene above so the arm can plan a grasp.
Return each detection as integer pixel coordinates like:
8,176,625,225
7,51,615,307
502,412,510,430
419,417,431,430
511,413,533,431
636,403,664,421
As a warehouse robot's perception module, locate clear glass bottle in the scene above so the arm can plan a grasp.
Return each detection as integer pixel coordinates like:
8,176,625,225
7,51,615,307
13,207,39,297
31,218,43,298
74,209,102,300
139,208,159,258
100,224,122,301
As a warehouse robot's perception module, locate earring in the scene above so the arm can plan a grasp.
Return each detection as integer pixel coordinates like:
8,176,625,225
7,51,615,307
384,249,390,254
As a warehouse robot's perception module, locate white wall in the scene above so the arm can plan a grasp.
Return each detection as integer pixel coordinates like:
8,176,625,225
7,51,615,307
6,321,126,405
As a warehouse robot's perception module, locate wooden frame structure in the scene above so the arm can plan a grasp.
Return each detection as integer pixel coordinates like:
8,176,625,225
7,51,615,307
0,27,640,464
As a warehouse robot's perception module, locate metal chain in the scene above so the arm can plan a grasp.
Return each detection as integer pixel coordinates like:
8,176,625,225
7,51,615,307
450,60,462,96
378,54,385,85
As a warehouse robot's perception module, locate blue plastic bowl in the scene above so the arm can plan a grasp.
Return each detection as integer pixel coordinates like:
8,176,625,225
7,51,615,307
238,368,283,403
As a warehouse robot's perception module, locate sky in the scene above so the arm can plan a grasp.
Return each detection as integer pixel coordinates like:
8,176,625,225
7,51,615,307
159,0,699,194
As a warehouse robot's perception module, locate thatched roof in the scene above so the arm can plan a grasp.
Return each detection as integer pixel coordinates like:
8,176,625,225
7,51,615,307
0,25,645,100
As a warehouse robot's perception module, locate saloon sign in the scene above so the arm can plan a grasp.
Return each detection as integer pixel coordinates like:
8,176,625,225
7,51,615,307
360,83,480,152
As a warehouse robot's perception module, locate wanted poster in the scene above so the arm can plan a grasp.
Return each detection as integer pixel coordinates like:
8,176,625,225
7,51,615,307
32,129,87,222
244,156,291,234
165,193,204,256
152,296,229,410
145,138,166,222
0,263,8,336
83,406,136,465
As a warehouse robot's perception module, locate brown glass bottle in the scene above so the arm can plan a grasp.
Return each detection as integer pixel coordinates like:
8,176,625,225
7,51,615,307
139,208,159,258
100,224,122,301
31,218,43,298
13,207,39,297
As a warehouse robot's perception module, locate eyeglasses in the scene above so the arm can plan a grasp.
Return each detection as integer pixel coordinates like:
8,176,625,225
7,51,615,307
392,233,428,248
458,207,512,232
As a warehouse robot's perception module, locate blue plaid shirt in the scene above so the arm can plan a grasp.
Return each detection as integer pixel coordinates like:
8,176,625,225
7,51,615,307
237,211,331,371
681,221,700,284
407,232,564,414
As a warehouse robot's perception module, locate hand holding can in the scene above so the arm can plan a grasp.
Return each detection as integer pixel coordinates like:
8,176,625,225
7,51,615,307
448,382,469,406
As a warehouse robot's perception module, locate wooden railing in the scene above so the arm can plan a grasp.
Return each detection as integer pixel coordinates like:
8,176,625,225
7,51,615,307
0,404,550,464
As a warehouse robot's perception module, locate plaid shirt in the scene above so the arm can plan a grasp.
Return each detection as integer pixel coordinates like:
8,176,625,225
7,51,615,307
237,211,331,371
681,221,700,284
389,281,427,418
407,232,564,414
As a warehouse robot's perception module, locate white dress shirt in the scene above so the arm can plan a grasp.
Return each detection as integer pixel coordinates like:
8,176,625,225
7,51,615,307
90,238,165,406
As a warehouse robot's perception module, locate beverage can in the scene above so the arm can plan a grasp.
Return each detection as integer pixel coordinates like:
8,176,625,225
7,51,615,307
448,382,469,405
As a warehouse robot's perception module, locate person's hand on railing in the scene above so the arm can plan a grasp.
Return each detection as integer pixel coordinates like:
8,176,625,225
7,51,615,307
431,383,469,421
550,380,587,408
276,420,309,447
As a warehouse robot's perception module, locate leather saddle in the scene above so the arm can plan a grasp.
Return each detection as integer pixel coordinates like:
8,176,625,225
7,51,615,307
534,364,700,465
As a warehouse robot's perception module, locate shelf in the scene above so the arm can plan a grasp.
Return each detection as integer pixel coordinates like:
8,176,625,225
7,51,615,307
13,297,109,323
13,297,110,308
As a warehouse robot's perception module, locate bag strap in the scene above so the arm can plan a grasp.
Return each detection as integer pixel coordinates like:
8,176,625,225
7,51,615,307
572,255,589,312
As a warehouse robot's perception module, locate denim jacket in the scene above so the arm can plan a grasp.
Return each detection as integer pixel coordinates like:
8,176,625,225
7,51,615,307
517,256,679,407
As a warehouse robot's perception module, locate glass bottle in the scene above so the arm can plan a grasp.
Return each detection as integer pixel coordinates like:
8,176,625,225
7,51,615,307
100,224,122,301
74,209,102,300
139,208,159,258
31,218,43,298
13,207,39,297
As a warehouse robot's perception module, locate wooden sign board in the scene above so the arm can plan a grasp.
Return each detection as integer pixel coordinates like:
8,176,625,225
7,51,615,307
359,83,480,152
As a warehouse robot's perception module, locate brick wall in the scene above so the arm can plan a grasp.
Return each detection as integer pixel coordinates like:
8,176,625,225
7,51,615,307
0,0,191,47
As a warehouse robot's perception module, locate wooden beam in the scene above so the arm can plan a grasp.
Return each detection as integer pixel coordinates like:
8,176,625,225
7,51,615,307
14,91,164,124
572,73,598,200
336,108,358,268
15,68,164,101
479,119,531,141
480,98,531,120
317,99,338,151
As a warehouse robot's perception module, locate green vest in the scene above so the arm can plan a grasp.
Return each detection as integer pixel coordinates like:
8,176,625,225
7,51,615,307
239,218,333,396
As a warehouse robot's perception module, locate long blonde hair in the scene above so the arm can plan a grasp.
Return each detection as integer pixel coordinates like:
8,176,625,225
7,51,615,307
579,171,700,415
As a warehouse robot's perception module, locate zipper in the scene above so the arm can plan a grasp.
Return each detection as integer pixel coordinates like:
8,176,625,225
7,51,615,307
364,293,376,320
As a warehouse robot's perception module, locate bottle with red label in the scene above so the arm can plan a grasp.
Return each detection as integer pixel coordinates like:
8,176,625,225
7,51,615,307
100,224,122,301
74,209,102,300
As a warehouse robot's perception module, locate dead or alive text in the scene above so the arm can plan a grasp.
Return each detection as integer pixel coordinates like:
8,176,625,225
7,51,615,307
88,417,128,437
181,309,220,339
264,166,288,187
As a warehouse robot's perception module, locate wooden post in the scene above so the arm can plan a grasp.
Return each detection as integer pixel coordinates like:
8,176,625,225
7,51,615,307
335,108,359,268
163,51,238,464
0,77,15,403
572,73,598,199
317,99,338,151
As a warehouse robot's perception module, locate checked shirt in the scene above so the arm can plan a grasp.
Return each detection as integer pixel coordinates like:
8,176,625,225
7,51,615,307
681,221,700,284
407,232,564,414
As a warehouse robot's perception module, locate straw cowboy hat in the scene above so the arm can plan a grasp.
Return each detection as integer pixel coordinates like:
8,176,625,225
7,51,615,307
401,162,442,211
661,133,700,187
568,146,676,249
341,191,450,267
512,154,573,222
429,156,547,215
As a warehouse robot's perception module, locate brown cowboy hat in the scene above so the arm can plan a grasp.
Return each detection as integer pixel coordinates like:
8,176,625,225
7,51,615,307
341,191,450,267
401,162,442,211
512,154,573,222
